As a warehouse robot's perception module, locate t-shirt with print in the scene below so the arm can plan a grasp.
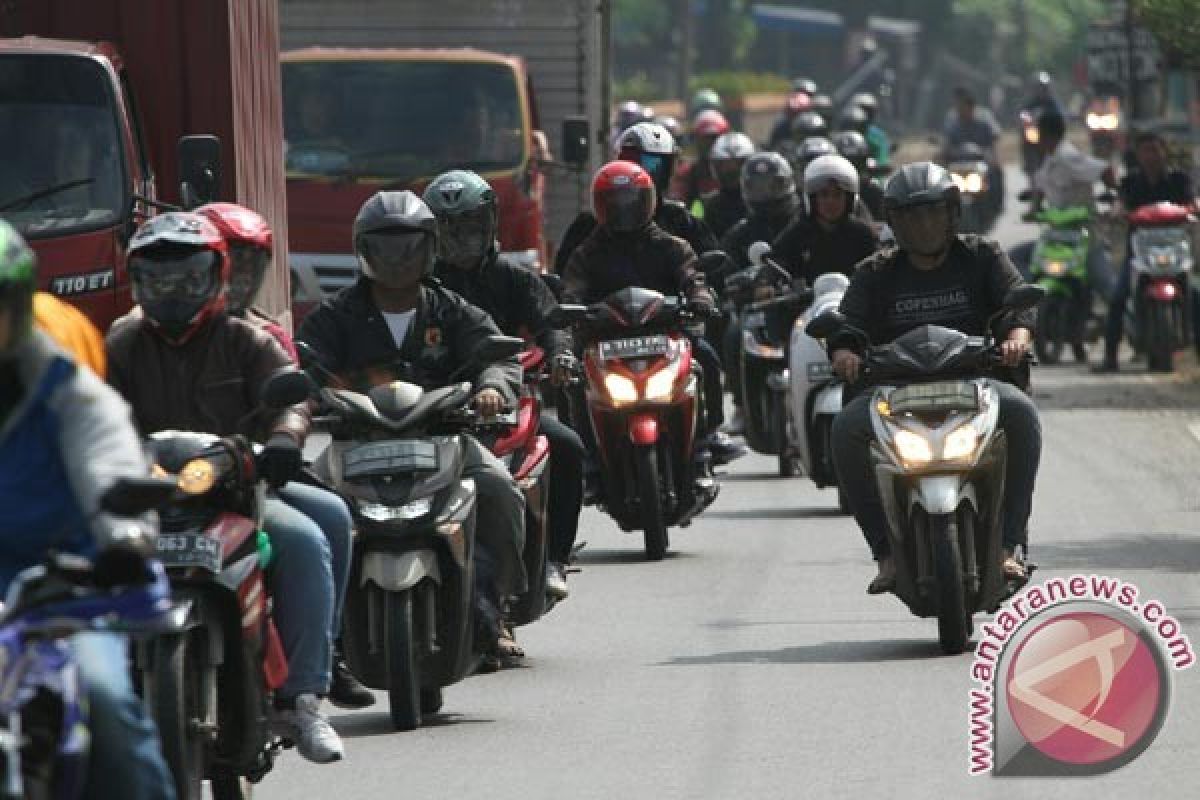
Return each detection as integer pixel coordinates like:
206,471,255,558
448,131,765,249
382,309,417,349
829,234,1035,354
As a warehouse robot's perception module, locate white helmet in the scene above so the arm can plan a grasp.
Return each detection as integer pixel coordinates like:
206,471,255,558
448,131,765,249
710,131,756,161
617,122,677,156
803,154,859,218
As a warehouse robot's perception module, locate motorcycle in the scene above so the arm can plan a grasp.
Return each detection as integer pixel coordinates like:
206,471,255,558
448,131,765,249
807,285,1043,655
1018,109,1041,185
946,143,1000,235
136,370,309,800
782,271,851,508
0,483,171,800
1028,205,1094,364
1125,202,1195,371
557,288,719,560
1085,94,1122,160
300,336,523,730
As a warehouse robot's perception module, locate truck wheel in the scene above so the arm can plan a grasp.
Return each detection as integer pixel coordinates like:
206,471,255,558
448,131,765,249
635,445,668,560
148,632,207,800
931,514,970,655
385,589,422,731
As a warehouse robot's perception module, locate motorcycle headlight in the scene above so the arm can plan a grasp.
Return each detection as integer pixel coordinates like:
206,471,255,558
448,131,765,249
357,495,434,522
951,172,966,191
942,424,981,460
177,458,217,495
964,172,984,194
1043,260,1067,276
1025,127,1040,144
644,361,679,401
603,373,638,406
892,429,933,465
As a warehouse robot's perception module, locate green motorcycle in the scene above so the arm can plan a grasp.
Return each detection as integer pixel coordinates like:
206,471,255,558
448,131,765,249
1029,206,1093,364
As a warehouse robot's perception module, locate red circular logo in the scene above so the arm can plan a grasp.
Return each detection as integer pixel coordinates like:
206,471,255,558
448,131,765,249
1005,611,1164,766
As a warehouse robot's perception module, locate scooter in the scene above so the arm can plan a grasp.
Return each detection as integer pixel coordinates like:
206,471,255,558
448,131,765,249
782,271,850,507
807,285,1043,655
946,143,1000,235
1125,202,1195,372
1085,94,1122,160
1018,109,1041,186
0,487,171,800
301,337,523,730
1028,205,1094,364
558,288,718,560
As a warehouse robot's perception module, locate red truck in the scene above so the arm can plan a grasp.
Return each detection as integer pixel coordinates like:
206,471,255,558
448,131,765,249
0,0,289,331
282,47,551,318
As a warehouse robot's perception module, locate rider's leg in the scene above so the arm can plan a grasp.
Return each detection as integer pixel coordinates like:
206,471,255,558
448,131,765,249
539,412,585,565
992,380,1042,555
831,392,893,591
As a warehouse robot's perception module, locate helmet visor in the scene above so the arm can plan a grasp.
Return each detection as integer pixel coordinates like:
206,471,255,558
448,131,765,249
129,249,220,328
227,243,270,313
436,209,494,269
600,186,654,233
359,230,434,288
712,158,745,190
632,152,670,190
889,201,952,257
742,171,792,205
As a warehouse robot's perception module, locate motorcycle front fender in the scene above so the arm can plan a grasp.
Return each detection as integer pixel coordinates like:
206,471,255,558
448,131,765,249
812,383,843,416
361,550,442,592
908,475,977,516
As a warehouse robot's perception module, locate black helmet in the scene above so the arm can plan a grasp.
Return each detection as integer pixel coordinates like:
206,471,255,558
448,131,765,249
353,190,438,289
794,136,837,173
791,77,818,96
850,92,878,119
883,162,960,259
810,94,834,117
741,152,796,213
790,111,829,142
838,105,869,135
831,130,870,170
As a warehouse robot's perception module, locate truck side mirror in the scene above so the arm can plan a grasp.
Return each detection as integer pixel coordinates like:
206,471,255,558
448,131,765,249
561,116,590,168
178,135,222,209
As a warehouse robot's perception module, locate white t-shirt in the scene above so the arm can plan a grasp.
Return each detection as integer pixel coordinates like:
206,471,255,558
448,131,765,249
382,310,417,349
1034,140,1108,210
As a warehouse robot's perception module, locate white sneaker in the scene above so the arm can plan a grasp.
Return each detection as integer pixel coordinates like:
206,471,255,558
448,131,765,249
271,693,344,764
721,409,745,435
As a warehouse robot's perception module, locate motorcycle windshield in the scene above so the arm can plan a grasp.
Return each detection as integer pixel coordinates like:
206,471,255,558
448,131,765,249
868,325,984,379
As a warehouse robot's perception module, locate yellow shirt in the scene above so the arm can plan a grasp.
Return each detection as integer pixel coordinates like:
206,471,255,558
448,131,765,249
32,292,107,378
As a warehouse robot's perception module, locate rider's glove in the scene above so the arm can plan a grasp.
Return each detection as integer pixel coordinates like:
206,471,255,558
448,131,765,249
260,433,304,488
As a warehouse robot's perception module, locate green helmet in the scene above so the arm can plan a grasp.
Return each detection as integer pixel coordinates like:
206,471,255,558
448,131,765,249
0,219,36,359
690,88,722,115
422,170,498,269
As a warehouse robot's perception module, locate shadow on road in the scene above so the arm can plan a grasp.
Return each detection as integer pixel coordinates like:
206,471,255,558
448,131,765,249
659,637,942,666
330,711,494,739
575,548,696,565
716,471,784,482
705,507,845,521
1033,533,1200,573
1032,372,1200,411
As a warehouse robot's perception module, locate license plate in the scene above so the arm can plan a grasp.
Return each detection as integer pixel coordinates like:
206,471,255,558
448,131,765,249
344,439,439,478
807,361,833,380
598,335,670,360
889,380,978,413
156,532,221,572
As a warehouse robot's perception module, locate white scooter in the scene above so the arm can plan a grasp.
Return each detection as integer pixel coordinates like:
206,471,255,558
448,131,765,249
781,271,850,511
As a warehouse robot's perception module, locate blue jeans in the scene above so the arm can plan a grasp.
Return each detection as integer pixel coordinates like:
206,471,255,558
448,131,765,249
73,632,176,800
278,482,352,636
263,494,335,698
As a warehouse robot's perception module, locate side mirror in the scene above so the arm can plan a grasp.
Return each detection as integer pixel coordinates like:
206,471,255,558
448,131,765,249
99,476,178,516
806,309,847,340
550,304,588,327
261,369,314,409
747,241,771,267
178,135,222,209
1002,285,1046,312
477,334,526,363
561,116,590,168
697,249,733,277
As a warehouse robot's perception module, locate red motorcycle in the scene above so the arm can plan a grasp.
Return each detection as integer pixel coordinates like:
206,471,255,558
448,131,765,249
1125,202,1195,371
559,288,718,560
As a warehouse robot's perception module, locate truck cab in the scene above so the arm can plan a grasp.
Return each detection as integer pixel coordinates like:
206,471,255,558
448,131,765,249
282,48,547,319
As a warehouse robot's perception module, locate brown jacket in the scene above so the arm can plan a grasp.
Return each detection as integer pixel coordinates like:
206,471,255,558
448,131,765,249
105,308,310,443
561,222,712,307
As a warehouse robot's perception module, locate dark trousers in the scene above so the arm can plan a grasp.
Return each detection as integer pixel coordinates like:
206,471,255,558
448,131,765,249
539,412,585,563
832,380,1042,559
1103,258,1133,358
692,336,725,432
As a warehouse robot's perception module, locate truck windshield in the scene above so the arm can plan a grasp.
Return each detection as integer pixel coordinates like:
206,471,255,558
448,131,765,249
282,60,525,182
0,54,125,238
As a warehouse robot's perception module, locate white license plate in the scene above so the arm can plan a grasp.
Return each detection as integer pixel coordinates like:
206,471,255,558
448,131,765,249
344,439,439,478
598,335,670,360
157,532,221,572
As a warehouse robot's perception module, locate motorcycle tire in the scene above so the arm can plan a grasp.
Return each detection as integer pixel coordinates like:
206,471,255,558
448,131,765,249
776,399,796,477
634,444,669,561
420,687,444,715
1146,303,1175,372
1034,297,1066,365
211,774,253,800
930,514,970,655
149,632,207,800
385,588,422,731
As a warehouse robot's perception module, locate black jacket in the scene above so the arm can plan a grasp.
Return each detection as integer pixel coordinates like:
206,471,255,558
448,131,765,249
720,208,798,271
554,201,719,274
829,234,1036,355
435,250,571,358
296,278,521,406
561,221,712,307
771,213,878,286
1118,169,1194,210
701,189,749,241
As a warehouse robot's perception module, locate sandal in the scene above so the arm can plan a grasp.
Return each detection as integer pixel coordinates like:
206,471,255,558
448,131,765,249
494,628,525,665
1002,551,1027,580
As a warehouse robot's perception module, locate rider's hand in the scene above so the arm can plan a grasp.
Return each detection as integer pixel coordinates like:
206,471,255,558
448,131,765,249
550,353,577,388
473,387,506,417
999,330,1032,367
831,349,862,383
260,433,303,488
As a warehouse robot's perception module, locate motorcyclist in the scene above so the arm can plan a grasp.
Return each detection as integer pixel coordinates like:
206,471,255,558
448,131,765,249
0,220,177,800
610,100,644,153
768,90,813,152
105,212,347,763
850,92,890,169
793,138,876,226
423,170,585,600
555,122,719,274
828,163,1039,593
772,154,878,286
790,112,829,149
701,131,755,240
832,130,885,219
810,94,835,125
718,152,801,435
675,109,732,209
561,161,743,466
1097,130,1196,371
1020,71,1063,120
296,190,529,666
654,114,684,143
942,87,1004,203
689,87,724,118
194,201,373,710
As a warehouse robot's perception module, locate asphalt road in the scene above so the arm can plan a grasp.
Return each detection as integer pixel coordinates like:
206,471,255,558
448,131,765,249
262,168,1200,799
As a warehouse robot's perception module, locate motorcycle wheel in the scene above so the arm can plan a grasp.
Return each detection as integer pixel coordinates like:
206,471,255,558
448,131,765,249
149,632,206,800
634,444,669,560
776,399,796,477
837,487,851,516
420,688,444,715
385,588,422,731
211,774,253,800
1146,303,1175,372
1034,297,1065,365
930,514,970,655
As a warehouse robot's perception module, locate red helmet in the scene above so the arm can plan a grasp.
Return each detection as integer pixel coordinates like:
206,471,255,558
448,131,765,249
127,212,229,344
592,161,656,233
692,109,730,137
196,202,273,314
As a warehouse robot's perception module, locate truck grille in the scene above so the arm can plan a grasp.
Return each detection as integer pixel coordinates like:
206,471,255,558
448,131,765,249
290,253,359,300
